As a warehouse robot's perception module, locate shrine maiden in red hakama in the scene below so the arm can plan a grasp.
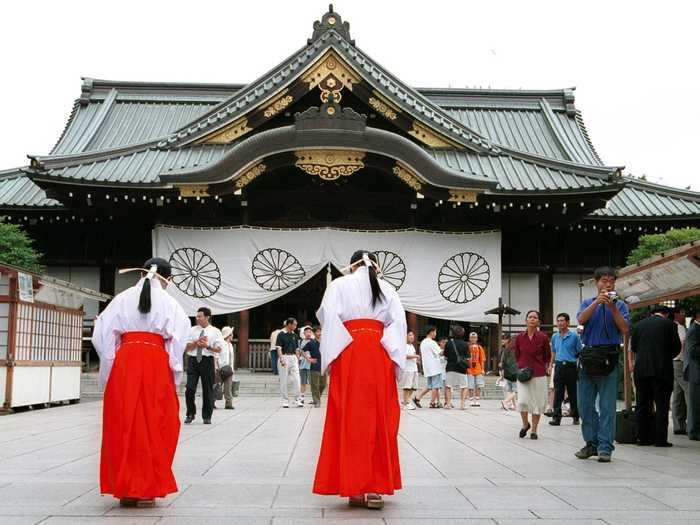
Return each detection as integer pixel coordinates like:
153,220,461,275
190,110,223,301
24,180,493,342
313,252,407,508
92,258,190,506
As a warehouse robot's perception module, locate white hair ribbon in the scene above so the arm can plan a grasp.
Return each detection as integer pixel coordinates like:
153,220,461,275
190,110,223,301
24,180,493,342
145,264,157,281
118,266,169,285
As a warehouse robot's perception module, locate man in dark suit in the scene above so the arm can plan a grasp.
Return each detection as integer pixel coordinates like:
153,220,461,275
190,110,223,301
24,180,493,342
631,306,682,446
684,309,700,441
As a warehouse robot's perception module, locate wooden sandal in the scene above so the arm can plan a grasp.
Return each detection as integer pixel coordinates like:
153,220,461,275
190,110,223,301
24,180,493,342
136,499,156,508
366,493,384,509
349,495,366,508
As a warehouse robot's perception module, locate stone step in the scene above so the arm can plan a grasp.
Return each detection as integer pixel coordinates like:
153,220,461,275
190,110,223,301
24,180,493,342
80,372,507,399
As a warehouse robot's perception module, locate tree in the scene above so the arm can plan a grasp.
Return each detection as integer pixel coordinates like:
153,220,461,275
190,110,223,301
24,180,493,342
0,220,43,273
626,227,700,265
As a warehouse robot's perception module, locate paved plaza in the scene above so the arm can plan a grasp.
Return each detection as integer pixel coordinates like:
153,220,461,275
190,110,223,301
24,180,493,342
1,393,700,525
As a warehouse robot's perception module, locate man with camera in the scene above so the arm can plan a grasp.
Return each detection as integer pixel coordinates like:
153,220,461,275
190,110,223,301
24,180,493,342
575,267,629,463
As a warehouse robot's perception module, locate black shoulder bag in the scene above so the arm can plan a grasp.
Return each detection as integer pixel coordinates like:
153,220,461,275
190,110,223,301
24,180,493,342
450,340,470,375
579,306,619,376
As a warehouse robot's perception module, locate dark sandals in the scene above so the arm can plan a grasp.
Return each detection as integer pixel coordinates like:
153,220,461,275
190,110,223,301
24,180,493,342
519,422,531,438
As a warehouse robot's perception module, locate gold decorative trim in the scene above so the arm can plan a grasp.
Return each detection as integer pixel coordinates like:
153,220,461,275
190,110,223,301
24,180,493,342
294,149,365,181
201,117,252,144
235,163,267,189
302,51,360,90
368,93,399,120
392,163,423,191
409,121,458,149
303,51,360,103
263,93,293,119
177,185,210,198
448,190,478,203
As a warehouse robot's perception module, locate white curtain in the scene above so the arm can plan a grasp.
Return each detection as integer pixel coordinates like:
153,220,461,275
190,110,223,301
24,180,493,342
152,226,501,322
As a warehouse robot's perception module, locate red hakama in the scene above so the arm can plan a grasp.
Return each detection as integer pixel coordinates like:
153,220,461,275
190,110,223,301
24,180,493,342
100,332,180,499
313,319,402,496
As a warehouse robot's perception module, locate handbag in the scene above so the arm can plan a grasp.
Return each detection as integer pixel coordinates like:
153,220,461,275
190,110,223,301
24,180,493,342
516,367,533,383
213,382,223,401
579,345,618,376
219,365,234,381
579,309,619,376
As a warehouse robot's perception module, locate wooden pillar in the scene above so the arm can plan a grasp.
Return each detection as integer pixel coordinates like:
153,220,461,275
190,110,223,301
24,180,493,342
238,309,250,369
406,311,418,337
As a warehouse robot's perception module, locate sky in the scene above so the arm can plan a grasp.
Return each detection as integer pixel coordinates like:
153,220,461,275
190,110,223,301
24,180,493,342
1,0,698,190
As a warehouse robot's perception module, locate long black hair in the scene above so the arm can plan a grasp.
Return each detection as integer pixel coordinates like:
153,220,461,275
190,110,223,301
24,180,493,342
350,250,384,307
138,257,172,314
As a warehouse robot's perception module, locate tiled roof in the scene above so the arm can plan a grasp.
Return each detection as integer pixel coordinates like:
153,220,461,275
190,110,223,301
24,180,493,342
591,179,700,218
0,170,61,208
427,150,613,193
41,145,230,185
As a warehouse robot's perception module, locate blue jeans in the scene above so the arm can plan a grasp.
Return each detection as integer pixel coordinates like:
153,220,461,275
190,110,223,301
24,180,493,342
270,349,279,375
577,365,618,454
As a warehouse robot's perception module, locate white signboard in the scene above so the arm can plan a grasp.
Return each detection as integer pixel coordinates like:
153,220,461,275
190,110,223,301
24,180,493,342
18,272,34,303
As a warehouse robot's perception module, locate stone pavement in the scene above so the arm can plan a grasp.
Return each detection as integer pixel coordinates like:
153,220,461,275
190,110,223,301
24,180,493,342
1,395,699,524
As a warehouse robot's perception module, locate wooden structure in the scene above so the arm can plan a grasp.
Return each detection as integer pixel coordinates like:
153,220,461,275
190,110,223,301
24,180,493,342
0,264,108,412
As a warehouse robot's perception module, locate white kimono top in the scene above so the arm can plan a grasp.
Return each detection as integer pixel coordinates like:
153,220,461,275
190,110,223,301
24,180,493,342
92,278,191,388
316,266,407,375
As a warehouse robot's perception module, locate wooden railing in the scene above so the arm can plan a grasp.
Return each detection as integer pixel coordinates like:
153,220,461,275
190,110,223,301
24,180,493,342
234,338,271,371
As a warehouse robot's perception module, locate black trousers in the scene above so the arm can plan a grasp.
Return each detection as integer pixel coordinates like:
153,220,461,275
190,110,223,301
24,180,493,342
635,375,673,445
552,361,579,419
186,355,215,420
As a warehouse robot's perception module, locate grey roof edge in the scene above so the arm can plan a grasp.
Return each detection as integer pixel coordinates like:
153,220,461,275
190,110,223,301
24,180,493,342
495,143,622,179
491,182,626,197
80,77,245,101
159,125,497,191
32,139,160,169
623,177,700,200
49,100,81,155
574,110,603,165
417,86,576,111
0,166,27,180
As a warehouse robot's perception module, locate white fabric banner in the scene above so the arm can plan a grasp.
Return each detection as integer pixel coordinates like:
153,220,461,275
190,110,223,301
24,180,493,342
152,226,501,322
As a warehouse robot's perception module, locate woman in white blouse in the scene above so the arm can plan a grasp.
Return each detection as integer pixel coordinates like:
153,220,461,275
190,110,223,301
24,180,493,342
92,258,191,508
313,251,407,510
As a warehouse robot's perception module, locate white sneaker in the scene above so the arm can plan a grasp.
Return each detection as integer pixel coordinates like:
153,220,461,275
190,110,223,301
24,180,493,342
282,400,289,408
474,398,481,407
295,399,304,407
406,402,416,410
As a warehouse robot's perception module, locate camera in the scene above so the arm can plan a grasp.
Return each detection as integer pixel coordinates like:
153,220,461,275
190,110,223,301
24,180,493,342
606,291,619,302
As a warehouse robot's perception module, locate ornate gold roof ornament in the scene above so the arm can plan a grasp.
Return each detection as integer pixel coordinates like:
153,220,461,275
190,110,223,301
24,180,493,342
392,163,423,191
302,50,360,104
234,163,267,189
263,91,294,119
409,121,460,149
368,92,400,121
201,117,252,144
448,189,478,203
176,184,210,198
294,149,365,181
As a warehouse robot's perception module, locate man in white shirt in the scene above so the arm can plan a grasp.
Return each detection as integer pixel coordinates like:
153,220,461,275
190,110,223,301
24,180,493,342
399,331,419,409
413,326,444,408
184,307,224,425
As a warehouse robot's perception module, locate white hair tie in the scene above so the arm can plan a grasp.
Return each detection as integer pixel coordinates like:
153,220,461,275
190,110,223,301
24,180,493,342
145,264,157,281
